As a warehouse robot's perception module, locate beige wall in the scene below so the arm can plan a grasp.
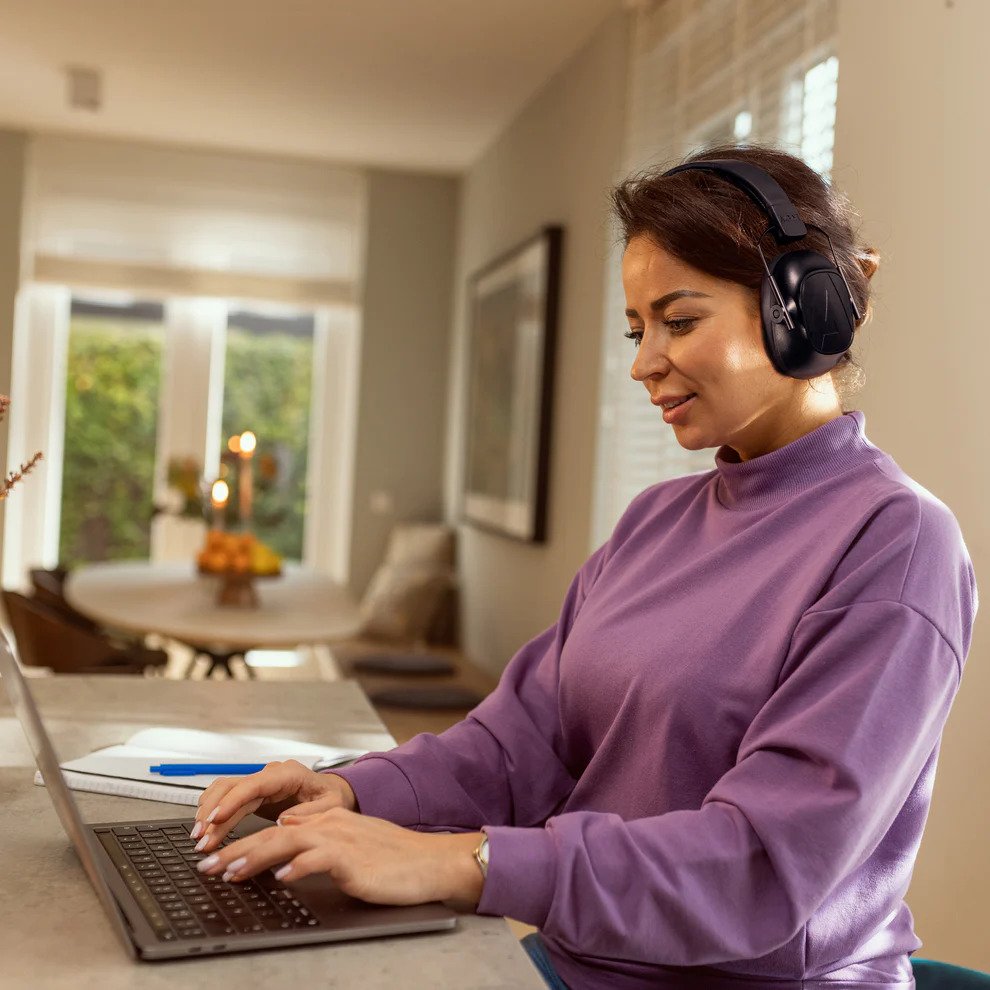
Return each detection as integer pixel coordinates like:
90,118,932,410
0,129,26,565
444,10,629,676
834,0,989,970
348,168,459,596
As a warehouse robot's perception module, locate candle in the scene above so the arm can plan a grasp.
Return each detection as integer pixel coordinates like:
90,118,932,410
211,479,229,530
238,431,256,526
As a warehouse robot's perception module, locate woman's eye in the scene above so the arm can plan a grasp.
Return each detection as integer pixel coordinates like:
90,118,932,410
623,318,696,347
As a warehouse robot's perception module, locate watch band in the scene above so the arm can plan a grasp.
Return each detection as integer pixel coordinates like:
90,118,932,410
473,835,489,880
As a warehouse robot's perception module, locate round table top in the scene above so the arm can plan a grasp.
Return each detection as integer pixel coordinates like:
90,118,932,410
65,560,364,651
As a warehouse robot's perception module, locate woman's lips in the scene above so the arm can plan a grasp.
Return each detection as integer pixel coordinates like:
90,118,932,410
660,393,697,424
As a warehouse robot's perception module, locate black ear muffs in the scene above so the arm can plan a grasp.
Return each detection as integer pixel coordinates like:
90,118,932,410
761,248,858,379
662,158,862,381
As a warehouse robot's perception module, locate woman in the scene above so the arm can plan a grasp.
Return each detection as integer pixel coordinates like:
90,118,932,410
189,143,978,989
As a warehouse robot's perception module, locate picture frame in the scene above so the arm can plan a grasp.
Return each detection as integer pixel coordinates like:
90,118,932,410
460,225,562,543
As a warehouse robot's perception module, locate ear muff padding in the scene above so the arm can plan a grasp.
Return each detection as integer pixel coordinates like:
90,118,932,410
761,249,857,379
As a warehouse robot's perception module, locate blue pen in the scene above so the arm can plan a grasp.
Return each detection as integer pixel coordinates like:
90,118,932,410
149,763,268,776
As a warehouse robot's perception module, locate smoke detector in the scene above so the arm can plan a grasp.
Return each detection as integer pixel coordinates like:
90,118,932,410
65,65,102,111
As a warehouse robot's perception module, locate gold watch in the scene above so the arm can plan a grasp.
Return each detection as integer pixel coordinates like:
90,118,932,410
473,834,489,880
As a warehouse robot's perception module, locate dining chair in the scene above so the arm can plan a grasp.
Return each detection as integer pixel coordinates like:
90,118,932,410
912,957,990,988
2,590,168,675
29,566,101,632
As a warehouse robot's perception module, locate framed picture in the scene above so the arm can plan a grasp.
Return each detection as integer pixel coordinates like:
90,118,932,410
460,225,562,543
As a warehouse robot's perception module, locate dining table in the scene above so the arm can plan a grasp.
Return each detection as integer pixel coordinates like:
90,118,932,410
65,560,365,678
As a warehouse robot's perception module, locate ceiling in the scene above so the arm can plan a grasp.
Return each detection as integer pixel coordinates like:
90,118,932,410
0,0,625,174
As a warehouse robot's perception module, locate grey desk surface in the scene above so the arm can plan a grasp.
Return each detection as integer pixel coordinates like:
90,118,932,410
0,675,544,989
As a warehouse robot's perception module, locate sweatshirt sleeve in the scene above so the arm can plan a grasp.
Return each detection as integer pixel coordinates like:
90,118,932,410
477,599,964,965
330,540,609,831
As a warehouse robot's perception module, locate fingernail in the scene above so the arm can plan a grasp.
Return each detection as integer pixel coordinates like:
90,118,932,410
226,856,247,875
197,854,220,872
206,806,220,823
275,818,283,827
274,864,292,880
195,835,209,852
190,821,203,840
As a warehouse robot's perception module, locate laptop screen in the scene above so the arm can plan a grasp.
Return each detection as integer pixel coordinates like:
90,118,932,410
0,633,137,958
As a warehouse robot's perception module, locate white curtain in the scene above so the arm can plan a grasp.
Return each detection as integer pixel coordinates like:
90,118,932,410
22,133,366,305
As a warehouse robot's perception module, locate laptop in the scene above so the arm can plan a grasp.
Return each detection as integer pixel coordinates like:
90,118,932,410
0,633,457,960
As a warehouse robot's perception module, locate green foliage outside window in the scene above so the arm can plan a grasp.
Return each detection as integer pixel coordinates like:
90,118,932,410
221,320,313,561
59,315,163,567
59,306,314,568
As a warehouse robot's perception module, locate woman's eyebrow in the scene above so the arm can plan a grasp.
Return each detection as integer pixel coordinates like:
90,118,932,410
624,289,711,318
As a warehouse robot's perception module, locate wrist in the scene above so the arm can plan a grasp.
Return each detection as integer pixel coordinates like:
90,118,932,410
439,832,485,905
326,772,358,812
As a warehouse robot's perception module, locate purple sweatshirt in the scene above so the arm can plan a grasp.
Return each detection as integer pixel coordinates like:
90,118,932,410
334,410,978,989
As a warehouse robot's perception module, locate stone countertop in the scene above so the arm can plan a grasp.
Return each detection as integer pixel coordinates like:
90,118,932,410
0,675,544,989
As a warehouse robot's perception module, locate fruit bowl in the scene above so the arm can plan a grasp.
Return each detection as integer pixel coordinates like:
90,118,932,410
196,530,283,607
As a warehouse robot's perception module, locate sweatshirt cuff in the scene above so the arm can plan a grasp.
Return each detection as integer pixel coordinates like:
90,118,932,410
476,825,556,929
327,756,421,826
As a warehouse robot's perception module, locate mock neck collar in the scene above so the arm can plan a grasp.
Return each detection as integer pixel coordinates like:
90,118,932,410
714,410,877,510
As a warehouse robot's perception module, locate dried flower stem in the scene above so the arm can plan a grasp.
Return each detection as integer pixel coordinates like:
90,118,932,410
0,451,44,501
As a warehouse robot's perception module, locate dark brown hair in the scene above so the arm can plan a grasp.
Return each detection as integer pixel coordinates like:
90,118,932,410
610,142,880,404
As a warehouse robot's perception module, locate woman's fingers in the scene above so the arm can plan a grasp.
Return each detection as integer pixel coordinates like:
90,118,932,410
191,760,311,851
197,821,326,882
194,797,263,852
277,794,343,821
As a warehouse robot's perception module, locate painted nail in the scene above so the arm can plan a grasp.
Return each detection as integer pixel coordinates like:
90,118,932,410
190,821,203,840
274,864,292,880
197,854,220,872
195,835,209,852
206,806,220,823
225,856,247,875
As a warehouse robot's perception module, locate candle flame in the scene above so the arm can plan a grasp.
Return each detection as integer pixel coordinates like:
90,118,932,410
239,431,257,455
211,479,230,506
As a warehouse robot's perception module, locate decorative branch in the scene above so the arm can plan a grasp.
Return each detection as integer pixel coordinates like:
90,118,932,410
0,394,44,501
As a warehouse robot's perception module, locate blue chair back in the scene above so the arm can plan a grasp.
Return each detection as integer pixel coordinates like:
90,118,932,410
912,957,990,989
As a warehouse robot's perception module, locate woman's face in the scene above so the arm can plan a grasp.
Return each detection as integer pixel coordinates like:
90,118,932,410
621,234,841,462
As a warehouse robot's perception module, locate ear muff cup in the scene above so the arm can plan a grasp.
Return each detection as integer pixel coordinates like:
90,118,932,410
761,249,858,379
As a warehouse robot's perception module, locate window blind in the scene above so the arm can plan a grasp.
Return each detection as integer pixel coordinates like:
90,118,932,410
591,0,839,549
22,134,367,307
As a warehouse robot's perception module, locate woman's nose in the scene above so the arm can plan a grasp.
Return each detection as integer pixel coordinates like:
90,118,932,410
630,333,668,382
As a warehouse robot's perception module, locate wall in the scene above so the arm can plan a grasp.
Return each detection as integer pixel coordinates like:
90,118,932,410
444,9,630,676
834,0,988,969
348,168,459,596
0,130,26,561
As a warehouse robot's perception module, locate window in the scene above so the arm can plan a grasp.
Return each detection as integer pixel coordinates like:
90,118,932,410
59,297,165,566
220,308,315,560
591,0,840,549
54,297,319,569
3,134,366,590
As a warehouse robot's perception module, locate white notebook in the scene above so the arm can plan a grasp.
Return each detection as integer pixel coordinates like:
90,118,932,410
35,726,370,808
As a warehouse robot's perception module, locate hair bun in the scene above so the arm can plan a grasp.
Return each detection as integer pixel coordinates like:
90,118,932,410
857,246,880,281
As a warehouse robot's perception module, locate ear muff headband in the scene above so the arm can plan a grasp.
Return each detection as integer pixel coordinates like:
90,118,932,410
664,159,808,241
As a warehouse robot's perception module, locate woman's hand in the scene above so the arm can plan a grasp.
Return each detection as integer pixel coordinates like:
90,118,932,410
190,761,357,853
196,807,485,907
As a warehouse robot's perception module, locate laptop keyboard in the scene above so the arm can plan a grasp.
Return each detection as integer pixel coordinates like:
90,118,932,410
95,823,321,942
